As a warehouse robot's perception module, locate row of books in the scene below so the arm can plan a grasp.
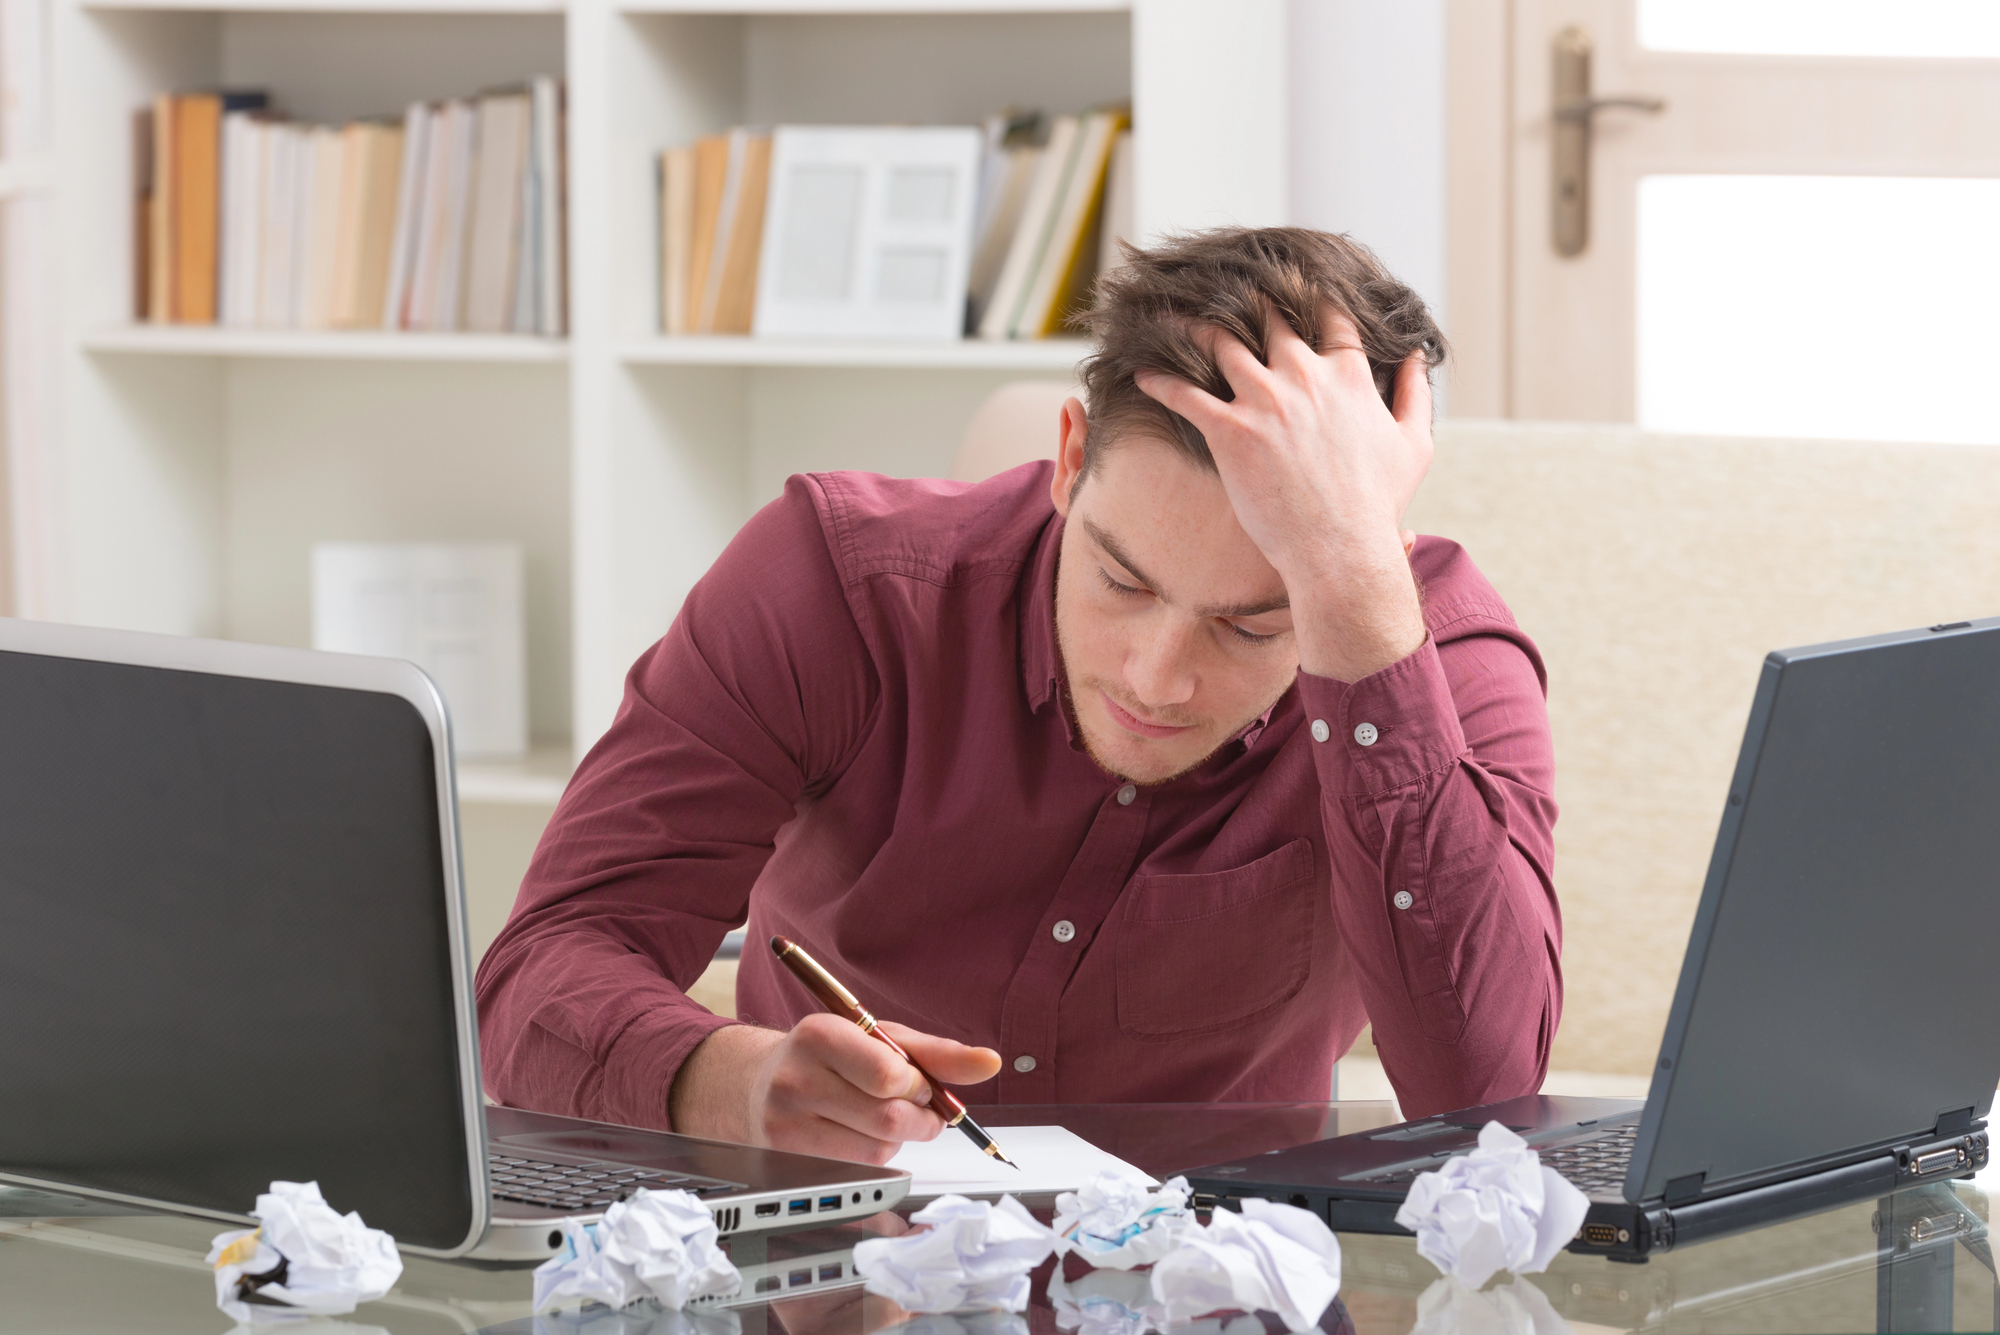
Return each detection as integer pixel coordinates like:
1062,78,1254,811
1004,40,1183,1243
137,79,566,336
654,106,1131,340
970,107,1132,341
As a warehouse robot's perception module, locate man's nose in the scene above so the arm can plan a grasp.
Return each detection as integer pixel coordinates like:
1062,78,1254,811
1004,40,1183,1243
1126,617,1198,709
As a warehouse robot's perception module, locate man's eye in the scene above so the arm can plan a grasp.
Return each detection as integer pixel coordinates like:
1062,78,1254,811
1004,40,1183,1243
1096,568,1146,597
1228,622,1281,645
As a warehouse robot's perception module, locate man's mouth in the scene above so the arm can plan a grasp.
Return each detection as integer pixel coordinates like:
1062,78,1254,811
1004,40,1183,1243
1098,689,1195,740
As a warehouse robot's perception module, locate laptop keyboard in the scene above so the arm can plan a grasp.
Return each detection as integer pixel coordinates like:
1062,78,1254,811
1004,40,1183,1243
1536,1125,1639,1194
1359,1123,1638,1195
488,1154,742,1213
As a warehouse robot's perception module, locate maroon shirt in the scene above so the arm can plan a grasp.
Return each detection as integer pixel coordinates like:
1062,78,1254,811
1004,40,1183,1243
475,463,1561,1124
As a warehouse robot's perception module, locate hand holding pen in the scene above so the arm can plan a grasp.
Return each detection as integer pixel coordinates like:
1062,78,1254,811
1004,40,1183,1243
667,938,1006,1164
773,936,1019,1169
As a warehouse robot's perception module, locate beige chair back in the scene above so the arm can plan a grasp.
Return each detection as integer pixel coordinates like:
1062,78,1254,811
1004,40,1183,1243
1412,422,2000,1073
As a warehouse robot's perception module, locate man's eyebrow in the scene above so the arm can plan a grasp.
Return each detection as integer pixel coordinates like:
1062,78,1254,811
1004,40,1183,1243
1082,519,1290,620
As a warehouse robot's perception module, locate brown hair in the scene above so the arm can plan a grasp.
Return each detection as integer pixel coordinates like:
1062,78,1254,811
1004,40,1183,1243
1075,226,1447,473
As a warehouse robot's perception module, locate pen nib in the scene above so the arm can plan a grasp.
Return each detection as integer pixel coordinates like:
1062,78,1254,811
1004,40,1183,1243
997,1153,1021,1170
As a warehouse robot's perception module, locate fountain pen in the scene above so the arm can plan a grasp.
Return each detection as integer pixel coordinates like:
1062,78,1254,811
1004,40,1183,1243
770,935,1018,1169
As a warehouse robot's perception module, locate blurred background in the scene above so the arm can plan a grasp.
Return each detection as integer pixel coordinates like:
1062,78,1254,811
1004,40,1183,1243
3,0,1996,1105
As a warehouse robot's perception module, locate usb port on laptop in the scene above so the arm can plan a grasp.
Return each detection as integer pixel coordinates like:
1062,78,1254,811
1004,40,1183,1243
818,1195,841,1211
788,1199,812,1215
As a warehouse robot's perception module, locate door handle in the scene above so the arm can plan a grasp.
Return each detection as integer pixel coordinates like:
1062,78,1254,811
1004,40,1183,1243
1552,26,1665,257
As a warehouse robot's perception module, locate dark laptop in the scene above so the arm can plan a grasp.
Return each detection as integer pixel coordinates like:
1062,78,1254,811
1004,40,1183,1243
0,617,907,1261
1186,617,2000,1260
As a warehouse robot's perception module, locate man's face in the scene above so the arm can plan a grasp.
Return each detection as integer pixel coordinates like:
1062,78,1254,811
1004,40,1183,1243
1050,403,1299,784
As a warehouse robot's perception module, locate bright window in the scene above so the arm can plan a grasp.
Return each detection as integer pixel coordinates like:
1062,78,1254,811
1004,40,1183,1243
1637,174,2000,445
1638,0,2000,59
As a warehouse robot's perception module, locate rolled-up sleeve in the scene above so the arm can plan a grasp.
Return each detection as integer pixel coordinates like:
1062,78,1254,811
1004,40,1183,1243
1304,611,1561,1119
472,474,878,1131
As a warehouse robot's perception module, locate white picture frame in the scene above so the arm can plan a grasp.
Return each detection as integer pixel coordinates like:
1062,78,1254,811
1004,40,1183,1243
753,125,983,341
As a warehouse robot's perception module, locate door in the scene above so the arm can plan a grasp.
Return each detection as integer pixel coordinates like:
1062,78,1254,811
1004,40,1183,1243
1493,0,2000,437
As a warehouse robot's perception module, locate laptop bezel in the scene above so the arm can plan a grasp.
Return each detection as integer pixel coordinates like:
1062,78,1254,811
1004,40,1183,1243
0,616,492,1258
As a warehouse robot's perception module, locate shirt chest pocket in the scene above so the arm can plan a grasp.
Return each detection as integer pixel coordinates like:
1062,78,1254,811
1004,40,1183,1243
1113,839,1318,1040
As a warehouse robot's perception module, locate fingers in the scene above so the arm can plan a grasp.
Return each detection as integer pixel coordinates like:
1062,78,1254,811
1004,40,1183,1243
879,1020,1003,1086
1391,351,1433,427
795,1013,930,1104
1135,367,1230,432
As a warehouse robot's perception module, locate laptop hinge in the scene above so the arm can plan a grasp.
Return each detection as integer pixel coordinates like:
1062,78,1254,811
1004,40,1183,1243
1936,1107,1977,1137
1664,1172,1706,1206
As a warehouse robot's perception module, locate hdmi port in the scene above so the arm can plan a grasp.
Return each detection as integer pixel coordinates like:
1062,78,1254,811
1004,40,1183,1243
1582,1224,1619,1246
755,1202,781,1218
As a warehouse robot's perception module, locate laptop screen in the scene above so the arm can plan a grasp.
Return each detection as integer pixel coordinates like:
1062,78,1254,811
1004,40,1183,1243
0,646,476,1250
1635,621,2000,1201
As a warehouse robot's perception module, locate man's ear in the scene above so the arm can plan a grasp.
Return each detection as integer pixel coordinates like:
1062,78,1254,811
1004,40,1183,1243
1050,397,1088,518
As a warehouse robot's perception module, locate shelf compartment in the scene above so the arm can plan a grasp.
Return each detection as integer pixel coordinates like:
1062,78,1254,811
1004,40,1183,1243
615,336,1090,370
82,326,571,362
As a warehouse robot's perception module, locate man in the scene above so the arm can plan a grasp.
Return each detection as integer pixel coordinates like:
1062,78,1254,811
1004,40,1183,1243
475,228,1560,1165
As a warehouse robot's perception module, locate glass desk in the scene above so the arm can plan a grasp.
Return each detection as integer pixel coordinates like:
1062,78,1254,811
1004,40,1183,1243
3,1102,1995,1334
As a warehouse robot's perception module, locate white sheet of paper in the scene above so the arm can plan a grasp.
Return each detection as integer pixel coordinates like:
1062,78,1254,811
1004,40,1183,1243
889,1125,1156,1196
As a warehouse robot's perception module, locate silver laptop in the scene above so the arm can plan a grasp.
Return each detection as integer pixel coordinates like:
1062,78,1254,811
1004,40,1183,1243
0,617,907,1261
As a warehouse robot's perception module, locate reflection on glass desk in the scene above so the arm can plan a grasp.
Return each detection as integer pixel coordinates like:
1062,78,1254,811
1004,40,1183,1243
4,1101,1998,1334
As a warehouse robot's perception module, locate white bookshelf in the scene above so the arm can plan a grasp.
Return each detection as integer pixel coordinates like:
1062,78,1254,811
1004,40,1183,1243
47,0,1287,798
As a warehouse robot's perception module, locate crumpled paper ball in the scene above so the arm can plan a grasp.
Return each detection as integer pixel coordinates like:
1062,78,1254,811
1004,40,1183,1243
1149,1198,1343,1333
1047,1262,1167,1335
1408,1275,1575,1335
206,1180,403,1322
1052,1172,1198,1270
1392,1122,1591,1290
851,1194,1057,1313
533,1188,742,1312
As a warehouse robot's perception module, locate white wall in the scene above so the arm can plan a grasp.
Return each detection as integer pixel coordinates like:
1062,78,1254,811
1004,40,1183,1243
1287,0,1448,324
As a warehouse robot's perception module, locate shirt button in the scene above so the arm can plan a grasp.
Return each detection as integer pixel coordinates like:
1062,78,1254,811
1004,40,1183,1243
1052,920,1076,943
1354,722,1379,746
1116,784,1137,805
1394,890,1414,911
1310,719,1330,743
1014,1055,1037,1073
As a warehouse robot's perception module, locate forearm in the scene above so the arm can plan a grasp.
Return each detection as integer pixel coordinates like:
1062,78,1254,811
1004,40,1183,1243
1285,528,1428,684
1304,634,1561,1118
475,924,738,1130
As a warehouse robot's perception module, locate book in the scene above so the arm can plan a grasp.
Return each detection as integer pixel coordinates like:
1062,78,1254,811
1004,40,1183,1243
300,125,345,330
1098,127,1134,282
406,100,464,330
218,111,257,327
708,131,770,335
432,100,478,330
257,123,298,329
382,102,432,330
173,93,223,324
684,132,731,333
977,113,1080,341
966,142,1042,333
529,75,565,336
350,123,405,329
134,107,153,321
148,94,175,322
465,90,530,334
326,123,368,328
1012,108,1126,339
659,145,694,336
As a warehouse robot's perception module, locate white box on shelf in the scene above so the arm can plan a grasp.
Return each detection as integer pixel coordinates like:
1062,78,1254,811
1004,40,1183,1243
752,125,983,342
311,541,528,759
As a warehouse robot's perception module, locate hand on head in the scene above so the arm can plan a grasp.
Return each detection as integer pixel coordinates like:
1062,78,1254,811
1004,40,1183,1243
670,1015,1001,1164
